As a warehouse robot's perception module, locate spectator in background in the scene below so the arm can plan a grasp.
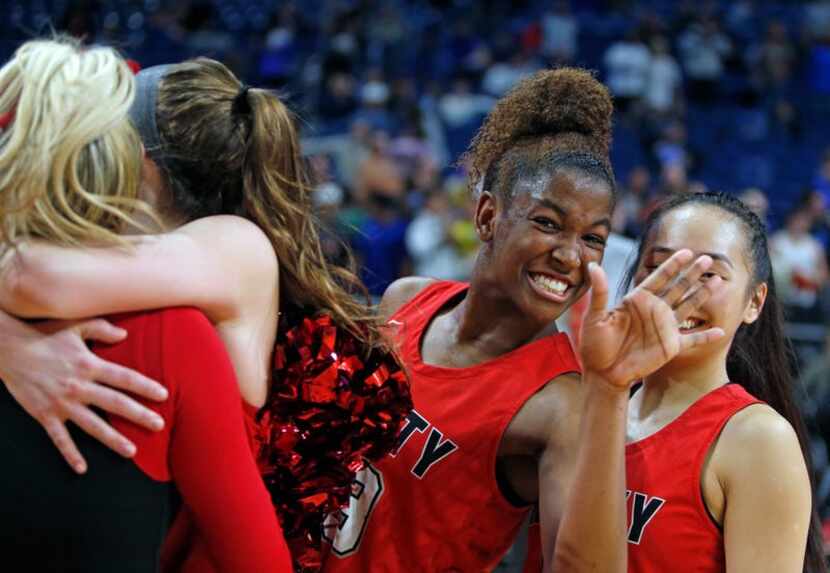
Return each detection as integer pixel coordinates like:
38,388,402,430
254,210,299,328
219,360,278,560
388,77,420,125
678,16,732,103
352,192,409,299
771,208,830,322
659,162,689,196
438,76,495,128
354,130,404,205
725,0,760,44
405,188,470,281
542,1,578,64
739,187,770,226
482,50,540,98
644,36,683,117
310,154,353,268
798,188,830,249
758,21,797,92
179,2,232,57
653,121,690,171
259,3,299,87
603,28,651,114
618,166,652,238
318,71,358,123
390,117,437,187
355,68,394,132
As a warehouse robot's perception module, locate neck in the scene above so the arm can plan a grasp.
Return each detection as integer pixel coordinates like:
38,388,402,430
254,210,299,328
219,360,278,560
637,349,730,418
451,264,559,359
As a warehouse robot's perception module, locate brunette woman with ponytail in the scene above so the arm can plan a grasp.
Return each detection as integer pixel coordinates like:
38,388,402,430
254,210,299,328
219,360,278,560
0,58,409,570
604,191,825,572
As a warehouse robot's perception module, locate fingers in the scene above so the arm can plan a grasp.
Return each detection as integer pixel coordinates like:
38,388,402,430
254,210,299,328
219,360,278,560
586,262,609,315
92,357,168,402
79,382,164,432
76,319,127,345
679,327,725,352
637,249,694,294
41,416,87,474
64,402,137,459
673,275,723,321
658,255,713,308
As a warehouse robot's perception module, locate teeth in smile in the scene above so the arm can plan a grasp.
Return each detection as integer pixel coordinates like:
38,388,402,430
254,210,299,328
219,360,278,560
532,274,568,295
680,319,703,330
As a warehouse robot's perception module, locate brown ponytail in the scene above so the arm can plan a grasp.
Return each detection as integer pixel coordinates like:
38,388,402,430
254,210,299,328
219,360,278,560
155,58,383,348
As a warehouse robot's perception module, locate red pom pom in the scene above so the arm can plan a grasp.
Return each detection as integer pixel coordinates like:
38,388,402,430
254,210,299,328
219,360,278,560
255,311,412,572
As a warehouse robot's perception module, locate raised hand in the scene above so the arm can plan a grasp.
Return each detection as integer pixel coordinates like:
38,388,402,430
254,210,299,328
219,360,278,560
0,313,168,474
579,250,725,390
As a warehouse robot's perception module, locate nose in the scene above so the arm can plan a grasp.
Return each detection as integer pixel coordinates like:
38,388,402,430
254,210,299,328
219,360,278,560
551,238,581,271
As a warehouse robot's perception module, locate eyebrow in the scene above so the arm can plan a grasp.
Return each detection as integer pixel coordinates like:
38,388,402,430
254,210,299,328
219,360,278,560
650,246,734,268
536,198,612,230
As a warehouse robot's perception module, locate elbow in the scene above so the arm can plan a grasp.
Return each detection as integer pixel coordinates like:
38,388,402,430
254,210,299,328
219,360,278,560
0,257,61,318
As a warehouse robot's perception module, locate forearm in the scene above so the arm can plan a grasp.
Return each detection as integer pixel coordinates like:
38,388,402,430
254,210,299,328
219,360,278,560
0,243,95,318
551,374,629,573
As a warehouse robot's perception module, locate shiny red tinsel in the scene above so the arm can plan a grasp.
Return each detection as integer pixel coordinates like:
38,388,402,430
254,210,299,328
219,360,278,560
255,313,412,572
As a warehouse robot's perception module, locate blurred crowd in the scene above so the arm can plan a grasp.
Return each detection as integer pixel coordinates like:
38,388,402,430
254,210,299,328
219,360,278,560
8,0,830,526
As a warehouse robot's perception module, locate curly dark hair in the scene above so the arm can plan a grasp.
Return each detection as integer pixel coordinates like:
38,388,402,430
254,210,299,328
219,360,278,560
462,67,615,203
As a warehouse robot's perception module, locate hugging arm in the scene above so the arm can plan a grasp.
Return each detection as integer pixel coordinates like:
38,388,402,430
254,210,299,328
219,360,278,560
0,216,277,472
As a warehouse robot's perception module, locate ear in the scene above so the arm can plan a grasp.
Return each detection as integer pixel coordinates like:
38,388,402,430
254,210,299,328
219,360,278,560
743,282,768,325
474,190,498,242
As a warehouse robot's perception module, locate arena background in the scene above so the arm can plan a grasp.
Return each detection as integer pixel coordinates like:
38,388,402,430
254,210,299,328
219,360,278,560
5,0,830,567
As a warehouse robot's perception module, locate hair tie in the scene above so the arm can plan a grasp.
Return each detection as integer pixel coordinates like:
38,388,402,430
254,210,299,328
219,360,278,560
0,104,17,131
0,111,14,131
232,84,252,115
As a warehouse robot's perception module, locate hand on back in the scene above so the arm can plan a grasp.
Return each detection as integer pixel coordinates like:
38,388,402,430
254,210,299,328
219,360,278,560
0,317,167,474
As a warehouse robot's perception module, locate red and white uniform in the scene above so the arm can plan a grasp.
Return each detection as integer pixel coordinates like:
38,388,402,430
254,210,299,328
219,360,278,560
322,281,580,572
626,384,761,573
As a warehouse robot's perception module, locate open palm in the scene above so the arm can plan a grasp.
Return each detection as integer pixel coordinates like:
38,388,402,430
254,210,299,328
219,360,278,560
579,251,725,389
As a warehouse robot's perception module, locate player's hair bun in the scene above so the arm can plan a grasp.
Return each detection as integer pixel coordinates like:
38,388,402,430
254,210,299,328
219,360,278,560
464,67,613,185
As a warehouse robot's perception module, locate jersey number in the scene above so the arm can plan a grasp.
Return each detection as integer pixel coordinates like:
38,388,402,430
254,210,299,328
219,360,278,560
322,463,384,556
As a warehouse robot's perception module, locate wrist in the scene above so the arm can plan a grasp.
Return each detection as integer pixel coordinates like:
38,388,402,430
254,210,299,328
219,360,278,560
0,309,31,373
582,370,636,398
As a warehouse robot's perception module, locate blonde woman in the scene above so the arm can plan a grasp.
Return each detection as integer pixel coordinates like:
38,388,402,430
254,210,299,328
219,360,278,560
0,38,291,572
0,57,409,570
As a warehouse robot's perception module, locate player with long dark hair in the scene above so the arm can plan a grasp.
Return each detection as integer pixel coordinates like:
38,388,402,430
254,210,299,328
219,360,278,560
579,191,826,572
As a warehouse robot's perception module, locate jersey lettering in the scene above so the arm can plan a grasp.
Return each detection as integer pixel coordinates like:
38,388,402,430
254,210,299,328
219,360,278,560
626,490,666,545
411,428,458,478
392,409,429,456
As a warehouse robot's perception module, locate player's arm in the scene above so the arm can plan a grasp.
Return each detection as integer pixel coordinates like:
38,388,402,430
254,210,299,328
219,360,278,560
0,215,276,323
164,309,291,572
716,405,811,572
539,374,630,573
547,254,725,572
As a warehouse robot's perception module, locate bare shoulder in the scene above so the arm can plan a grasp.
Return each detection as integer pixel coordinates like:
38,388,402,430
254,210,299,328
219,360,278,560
378,276,438,320
179,215,273,252
721,403,800,451
503,372,583,456
714,403,805,483
179,215,277,275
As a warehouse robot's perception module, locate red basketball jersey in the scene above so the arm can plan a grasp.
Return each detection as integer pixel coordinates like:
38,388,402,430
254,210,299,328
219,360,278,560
321,281,580,572
626,384,761,573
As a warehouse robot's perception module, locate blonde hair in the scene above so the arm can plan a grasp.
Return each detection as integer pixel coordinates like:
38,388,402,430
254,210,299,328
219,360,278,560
0,36,147,248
